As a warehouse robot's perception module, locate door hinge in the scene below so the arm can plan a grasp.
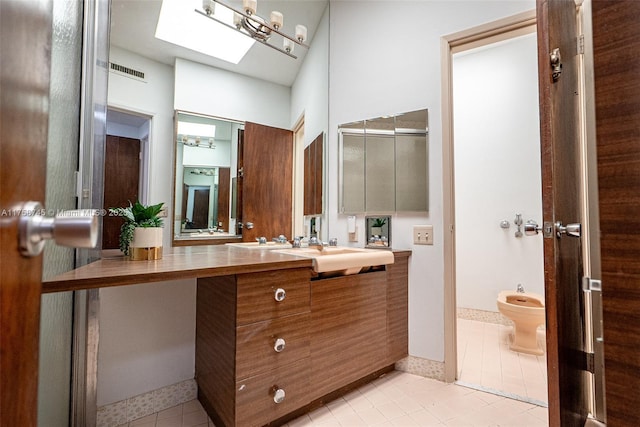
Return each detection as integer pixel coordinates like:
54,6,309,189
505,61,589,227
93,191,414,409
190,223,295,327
578,34,585,55
582,277,602,292
585,351,595,374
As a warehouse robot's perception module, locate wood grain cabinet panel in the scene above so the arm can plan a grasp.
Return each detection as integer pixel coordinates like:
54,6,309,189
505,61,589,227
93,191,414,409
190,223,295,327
235,358,311,427
310,271,388,399
236,312,311,379
236,268,311,325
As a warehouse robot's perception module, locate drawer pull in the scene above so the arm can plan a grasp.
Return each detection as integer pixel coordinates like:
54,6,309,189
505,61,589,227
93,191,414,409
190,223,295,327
273,387,286,404
274,288,286,302
274,338,286,353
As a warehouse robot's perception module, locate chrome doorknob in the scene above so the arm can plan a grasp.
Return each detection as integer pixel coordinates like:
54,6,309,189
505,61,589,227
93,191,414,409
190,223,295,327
556,221,581,238
244,222,254,229
18,201,99,257
524,220,542,236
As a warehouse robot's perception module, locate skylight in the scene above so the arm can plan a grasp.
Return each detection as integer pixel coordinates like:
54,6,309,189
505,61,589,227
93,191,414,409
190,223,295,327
155,0,255,65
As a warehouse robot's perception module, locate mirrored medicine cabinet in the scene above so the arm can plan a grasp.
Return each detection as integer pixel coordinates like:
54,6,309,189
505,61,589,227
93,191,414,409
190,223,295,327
339,109,429,214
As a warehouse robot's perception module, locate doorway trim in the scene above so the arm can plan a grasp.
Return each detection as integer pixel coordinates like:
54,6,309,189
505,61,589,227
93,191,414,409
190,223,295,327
440,10,537,383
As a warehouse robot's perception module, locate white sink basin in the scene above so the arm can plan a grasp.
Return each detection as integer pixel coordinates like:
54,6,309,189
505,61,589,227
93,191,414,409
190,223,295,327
274,246,394,275
226,241,293,249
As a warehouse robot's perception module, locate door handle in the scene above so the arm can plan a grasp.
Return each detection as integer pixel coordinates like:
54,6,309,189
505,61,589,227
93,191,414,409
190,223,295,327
555,221,581,238
244,221,254,229
18,201,99,257
524,220,580,239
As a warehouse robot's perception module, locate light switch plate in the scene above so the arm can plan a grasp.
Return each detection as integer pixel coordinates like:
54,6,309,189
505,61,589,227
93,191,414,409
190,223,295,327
413,225,433,245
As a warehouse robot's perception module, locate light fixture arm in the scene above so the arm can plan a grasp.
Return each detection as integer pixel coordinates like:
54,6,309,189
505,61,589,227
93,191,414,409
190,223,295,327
195,0,310,59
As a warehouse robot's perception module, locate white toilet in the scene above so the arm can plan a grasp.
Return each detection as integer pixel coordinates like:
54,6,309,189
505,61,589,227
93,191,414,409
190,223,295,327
496,290,545,355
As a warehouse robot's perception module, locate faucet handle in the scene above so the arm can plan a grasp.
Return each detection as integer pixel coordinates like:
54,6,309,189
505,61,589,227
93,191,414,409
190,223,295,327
328,238,338,246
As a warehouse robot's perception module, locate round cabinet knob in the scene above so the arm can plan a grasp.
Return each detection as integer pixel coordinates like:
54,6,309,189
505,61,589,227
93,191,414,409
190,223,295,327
274,338,286,353
273,388,286,404
274,288,286,302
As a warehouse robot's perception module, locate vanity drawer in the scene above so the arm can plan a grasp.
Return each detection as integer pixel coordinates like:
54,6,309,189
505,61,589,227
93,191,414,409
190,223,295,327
236,312,310,379
236,268,310,325
235,358,310,427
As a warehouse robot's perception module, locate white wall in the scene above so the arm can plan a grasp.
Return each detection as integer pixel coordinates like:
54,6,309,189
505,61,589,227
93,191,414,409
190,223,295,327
291,4,329,145
454,33,544,313
97,280,196,406
174,59,290,128
328,0,535,362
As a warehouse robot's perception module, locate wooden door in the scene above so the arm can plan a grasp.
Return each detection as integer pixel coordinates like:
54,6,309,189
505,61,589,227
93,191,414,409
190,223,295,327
537,0,589,425
192,188,210,229
242,122,293,242
0,0,53,424
592,1,640,423
217,167,230,231
103,135,140,249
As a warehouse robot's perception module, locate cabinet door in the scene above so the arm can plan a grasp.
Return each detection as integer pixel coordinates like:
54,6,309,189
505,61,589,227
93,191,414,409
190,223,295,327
341,133,366,213
396,133,428,211
365,134,395,212
310,271,387,399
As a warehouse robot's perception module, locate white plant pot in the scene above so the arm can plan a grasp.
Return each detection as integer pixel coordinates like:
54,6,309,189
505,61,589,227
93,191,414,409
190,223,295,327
130,227,163,260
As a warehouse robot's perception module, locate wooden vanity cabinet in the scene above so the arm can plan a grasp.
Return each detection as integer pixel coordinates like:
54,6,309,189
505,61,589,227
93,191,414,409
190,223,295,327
196,268,312,427
196,252,409,427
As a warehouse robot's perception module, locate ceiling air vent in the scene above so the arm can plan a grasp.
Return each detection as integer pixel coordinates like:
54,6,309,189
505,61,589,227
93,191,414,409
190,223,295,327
109,62,146,82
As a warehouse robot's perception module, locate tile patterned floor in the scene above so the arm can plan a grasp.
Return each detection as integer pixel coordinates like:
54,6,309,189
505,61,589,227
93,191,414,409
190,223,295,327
457,318,548,405
117,371,548,426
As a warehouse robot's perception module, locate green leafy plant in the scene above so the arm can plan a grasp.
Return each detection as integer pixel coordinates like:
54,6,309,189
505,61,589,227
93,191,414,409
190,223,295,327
109,201,164,255
372,218,387,228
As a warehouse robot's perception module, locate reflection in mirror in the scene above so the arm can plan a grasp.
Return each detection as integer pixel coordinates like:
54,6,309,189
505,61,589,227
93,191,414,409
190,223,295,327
303,132,324,216
173,111,243,243
365,216,391,248
339,109,428,214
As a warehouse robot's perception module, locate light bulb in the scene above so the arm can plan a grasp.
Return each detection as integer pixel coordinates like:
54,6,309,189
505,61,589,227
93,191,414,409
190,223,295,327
202,0,214,15
243,0,257,15
295,24,307,43
270,11,283,30
283,38,294,54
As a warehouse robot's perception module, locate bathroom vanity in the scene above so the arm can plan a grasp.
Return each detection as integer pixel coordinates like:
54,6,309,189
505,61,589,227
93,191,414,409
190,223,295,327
195,251,410,427
43,247,409,427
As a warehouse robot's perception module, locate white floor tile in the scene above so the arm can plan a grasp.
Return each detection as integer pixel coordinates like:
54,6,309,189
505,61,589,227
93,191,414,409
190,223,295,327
131,370,548,426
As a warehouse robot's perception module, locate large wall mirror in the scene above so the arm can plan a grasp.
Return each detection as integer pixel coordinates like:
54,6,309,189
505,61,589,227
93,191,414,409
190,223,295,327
173,111,243,243
339,109,429,214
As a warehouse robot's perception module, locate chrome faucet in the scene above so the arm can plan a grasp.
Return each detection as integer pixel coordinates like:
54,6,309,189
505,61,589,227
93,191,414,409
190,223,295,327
273,234,288,244
308,236,326,252
517,283,525,293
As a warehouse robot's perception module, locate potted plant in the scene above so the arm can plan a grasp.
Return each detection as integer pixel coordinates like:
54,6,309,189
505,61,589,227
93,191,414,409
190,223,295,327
371,217,386,237
109,201,164,260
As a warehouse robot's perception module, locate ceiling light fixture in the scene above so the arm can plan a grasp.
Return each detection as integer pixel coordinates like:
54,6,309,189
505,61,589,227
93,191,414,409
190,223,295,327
197,0,309,59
